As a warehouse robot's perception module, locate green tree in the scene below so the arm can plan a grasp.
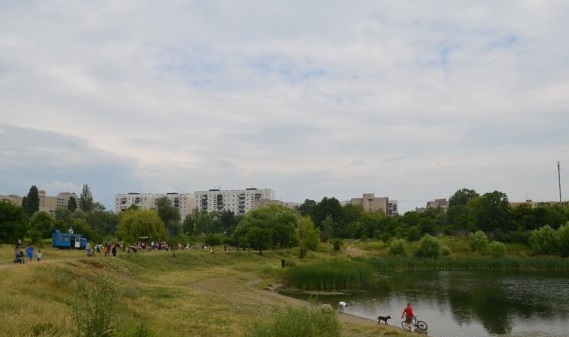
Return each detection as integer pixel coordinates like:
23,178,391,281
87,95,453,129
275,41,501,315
68,196,78,212
449,188,479,208
297,199,317,217
79,184,93,212
155,197,181,237
529,225,559,255
319,215,334,243
297,216,320,258
312,197,345,237
29,211,55,240
22,185,40,217
488,241,507,258
556,223,569,257
183,210,221,236
0,201,28,243
232,205,299,253
474,191,511,235
204,233,225,252
469,230,489,254
388,238,407,256
117,209,168,244
446,188,479,233
417,234,441,258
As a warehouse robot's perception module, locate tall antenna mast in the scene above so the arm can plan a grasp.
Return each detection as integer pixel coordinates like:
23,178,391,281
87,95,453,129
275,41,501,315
558,161,562,204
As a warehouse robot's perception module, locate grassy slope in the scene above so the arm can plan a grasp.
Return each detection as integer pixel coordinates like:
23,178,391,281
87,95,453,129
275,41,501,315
0,244,410,337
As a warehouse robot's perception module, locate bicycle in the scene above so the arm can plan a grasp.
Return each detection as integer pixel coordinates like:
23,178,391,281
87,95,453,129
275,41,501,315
401,315,428,332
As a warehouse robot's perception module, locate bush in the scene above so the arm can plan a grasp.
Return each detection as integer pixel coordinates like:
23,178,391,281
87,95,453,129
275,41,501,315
247,304,341,337
416,234,441,259
332,239,343,252
469,231,489,254
529,225,559,255
489,241,506,259
388,238,407,256
558,223,569,258
441,245,451,256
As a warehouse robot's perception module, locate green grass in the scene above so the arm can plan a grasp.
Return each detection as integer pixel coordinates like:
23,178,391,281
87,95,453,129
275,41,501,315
285,259,374,291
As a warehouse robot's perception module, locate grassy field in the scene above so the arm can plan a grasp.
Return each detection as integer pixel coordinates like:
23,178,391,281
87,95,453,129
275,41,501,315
0,243,410,337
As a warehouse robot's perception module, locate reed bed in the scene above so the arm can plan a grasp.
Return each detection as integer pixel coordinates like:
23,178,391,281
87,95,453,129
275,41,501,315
366,256,569,272
285,259,374,291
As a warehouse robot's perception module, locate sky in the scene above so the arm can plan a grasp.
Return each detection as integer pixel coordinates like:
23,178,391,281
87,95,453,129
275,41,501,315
1,1,568,213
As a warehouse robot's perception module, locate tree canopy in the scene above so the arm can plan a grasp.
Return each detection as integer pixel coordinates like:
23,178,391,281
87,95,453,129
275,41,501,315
232,205,299,253
117,209,168,244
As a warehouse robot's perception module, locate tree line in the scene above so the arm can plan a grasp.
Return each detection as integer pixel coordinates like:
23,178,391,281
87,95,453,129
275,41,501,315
1,185,568,257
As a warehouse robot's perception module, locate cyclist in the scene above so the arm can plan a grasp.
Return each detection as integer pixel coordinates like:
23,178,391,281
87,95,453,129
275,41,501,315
401,302,414,331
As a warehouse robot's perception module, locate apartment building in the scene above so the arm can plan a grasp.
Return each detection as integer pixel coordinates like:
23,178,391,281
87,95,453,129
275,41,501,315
57,192,78,208
0,190,59,215
114,192,196,220
350,193,398,216
195,188,275,215
426,199,449,212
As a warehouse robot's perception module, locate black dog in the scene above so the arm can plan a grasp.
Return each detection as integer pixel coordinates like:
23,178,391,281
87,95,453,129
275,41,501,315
377,315,391,325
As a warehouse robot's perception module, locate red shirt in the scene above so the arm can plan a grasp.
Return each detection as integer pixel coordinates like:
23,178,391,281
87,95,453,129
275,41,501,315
402,306,414,318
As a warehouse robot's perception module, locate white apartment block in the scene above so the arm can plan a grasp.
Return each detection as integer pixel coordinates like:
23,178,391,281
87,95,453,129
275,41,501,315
115,192,196,220
195,188,275,215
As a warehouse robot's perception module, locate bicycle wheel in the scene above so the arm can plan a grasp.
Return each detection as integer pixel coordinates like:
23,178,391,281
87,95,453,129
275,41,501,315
416,320,428,331
401,321,407,330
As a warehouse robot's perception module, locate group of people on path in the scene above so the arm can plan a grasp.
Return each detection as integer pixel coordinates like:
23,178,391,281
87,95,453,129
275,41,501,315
13,240,42,263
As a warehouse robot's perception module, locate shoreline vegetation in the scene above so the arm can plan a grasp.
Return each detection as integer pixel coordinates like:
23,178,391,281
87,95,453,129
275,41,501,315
1,238,568,337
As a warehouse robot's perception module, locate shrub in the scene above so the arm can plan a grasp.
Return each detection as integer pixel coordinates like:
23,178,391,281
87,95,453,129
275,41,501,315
388,238,407,256
469,231,489,254
489,241,506,259
558,223,569,258
416,234,441,259
529,225,559,255
441,245,451,256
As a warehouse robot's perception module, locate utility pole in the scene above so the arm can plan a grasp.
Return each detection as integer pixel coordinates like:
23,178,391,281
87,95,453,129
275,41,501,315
559,161,562,204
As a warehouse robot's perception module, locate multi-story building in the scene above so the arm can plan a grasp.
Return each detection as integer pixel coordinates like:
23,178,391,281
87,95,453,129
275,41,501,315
195,188,275,215
426,199,449,212
1,190,58,215
57,192,78,208
114,192,195,220
350,193,398,216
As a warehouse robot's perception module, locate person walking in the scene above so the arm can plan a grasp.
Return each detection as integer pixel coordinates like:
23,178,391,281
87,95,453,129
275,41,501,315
36,250,43,262
26,244,34,263
401,302,415,332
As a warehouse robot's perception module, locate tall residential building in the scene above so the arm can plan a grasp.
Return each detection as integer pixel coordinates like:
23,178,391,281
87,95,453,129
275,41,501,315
351,193,398,216
57,192,78,208
195,188,275,215
115,192,196,220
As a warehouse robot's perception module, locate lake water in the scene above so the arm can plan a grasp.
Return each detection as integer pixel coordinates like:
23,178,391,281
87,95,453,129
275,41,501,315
288,270,569,337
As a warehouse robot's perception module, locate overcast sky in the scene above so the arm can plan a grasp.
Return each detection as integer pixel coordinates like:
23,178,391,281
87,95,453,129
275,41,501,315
1,1,567,213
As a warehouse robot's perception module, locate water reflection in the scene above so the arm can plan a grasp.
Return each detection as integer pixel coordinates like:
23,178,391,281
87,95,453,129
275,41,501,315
286,270,569,337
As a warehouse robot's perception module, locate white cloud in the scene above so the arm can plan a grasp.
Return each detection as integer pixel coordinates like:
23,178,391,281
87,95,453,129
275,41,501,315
1,1,568,212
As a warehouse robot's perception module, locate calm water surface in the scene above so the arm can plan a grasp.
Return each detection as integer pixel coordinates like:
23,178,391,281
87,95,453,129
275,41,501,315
290,270,569,337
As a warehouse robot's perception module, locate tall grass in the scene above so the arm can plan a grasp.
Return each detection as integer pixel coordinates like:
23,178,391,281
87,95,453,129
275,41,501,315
285,259,373,291
246,304,341,337
366,256,569,272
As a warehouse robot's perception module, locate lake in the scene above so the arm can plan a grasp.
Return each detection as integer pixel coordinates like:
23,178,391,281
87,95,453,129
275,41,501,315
288,270,569,337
